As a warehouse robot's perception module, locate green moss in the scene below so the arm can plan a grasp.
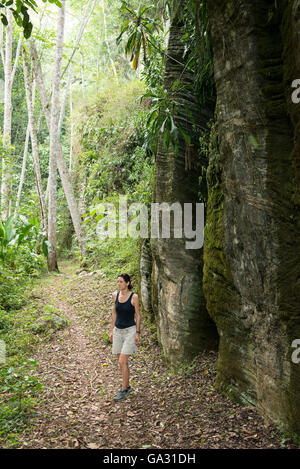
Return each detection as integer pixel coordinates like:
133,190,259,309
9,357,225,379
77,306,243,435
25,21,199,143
203,0,300,441
203,127,238,324
275,0,300,438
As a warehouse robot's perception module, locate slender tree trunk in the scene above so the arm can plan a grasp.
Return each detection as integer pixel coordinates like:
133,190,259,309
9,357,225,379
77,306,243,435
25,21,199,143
101,0,117,76
1,9,13,221
48,1,66,272
69,78,73,171
80,48,85,99
0,22,5,65
12,35,22,83
29,41,86,259
58,62,73,133
58,60,73,172
78,173,87,218
14,106,43,217
6,35,22,218
58,0,97,172
1,14,22,220
14,122,30,217
60,0,97,81
164,17,170,48
80,50,85,99
22,48,48,236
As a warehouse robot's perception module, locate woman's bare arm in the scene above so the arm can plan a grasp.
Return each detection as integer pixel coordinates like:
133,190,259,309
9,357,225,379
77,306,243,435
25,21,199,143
109,291,117,342
133,293,141,343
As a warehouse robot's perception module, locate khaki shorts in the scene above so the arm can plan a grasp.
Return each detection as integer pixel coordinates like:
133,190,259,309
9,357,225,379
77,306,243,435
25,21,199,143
112,325,137,355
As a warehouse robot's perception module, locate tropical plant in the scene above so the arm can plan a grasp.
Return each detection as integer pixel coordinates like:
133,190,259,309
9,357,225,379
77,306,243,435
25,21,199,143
0,0,62,38
116,1,163,69
141,81,196,155
0,215,50,265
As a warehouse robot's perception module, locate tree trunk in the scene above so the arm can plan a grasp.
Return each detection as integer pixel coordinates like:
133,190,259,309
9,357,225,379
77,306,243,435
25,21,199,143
69,77,73,171
22,48,48,236
101,0,117,76
0,22,5,65
60,0,97,82
29,41,86,259
1,9,13,221
14,122,30,217
1,15,22,220
58,61,73,133
48,1,66,271
80,48,85,99
204,0,300,435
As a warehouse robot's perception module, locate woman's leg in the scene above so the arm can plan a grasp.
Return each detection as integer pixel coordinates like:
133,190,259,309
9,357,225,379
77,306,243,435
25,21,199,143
118,353,130,390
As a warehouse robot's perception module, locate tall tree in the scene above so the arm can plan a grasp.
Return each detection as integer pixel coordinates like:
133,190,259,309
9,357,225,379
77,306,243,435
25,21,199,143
1,10,22,220
22,47,47,236
29,41,86,259
80,47,85,99
14,122,30,217
1,9,13,221
47,0,66,271
69,73,73,171
101,0,117,76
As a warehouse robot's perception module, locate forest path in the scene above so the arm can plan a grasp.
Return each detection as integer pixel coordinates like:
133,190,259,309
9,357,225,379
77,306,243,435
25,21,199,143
16,259,288,449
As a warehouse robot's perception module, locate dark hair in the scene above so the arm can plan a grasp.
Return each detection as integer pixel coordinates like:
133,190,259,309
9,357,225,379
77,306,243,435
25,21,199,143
117,273,133,290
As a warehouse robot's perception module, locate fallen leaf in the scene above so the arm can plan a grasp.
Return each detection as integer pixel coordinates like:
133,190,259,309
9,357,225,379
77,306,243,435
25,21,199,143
87,443,99,449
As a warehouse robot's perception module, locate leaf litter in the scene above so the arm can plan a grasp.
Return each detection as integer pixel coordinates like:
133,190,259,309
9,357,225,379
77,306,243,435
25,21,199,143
14,260,298,449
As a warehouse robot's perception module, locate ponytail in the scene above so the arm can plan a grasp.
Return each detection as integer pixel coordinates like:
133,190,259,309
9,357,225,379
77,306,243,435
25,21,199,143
118,273,133,290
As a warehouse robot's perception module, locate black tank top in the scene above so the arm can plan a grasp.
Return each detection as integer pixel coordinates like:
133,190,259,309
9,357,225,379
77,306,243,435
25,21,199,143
115,291,136,329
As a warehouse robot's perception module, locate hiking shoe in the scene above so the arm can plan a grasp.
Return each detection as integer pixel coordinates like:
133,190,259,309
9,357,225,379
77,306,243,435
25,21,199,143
113,388,129,402
126,386,132,395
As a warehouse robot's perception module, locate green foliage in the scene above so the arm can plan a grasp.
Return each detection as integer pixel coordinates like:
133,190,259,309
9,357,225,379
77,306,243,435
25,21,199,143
72,74,154,280
180,0,215,104
81,191,142,277
141,82,195,155
102,330,110,345
117,1,163,70
0,269,27,310
90,235,140,279
117,0,215,155
0,215,48,311
74,78,152,203
0,358,41,445
0,291,46,446
197,119,215,203
0,214,49,268
0,0,62,38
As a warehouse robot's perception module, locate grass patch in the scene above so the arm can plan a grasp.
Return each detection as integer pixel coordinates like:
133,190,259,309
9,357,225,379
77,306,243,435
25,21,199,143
0,273,59,447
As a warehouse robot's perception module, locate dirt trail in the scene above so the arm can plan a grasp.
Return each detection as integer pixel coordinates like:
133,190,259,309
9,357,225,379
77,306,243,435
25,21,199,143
16,260,295,449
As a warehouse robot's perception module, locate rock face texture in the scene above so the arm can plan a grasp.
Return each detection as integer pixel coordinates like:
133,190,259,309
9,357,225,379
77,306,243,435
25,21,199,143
150,4,218,365
140,239,152,314
204,0,300,434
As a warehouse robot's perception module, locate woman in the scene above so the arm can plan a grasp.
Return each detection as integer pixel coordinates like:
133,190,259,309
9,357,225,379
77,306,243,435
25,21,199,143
109,273,141,402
